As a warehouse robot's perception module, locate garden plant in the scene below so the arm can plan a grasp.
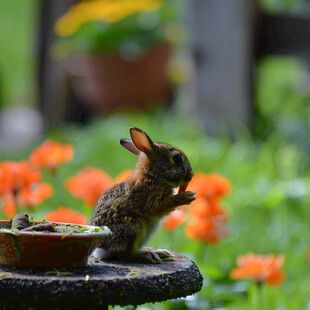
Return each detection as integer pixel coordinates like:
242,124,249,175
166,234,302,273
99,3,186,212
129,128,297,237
1,64,310,307
1,0,310,309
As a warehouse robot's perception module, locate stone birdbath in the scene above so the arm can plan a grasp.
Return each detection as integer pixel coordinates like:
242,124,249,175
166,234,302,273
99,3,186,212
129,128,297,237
0,215,203,309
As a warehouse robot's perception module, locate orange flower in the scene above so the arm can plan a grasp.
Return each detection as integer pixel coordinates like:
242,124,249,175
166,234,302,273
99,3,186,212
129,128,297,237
185,215,228,244
114,169,133,184
16,161,42,189
162,209,186,231
190,197,227,218
29,140,74,172
1,193,17,219
188,172,231,199
184,173,230,244
66,167,113,206
0,161,49,218
0,161,16,195
0,161,41,194
230,253,286,286
45,206,88,225
184,196,228,244
17,183,53,209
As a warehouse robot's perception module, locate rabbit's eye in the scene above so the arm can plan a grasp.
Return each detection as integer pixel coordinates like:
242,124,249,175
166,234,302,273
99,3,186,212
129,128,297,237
172,154,183,164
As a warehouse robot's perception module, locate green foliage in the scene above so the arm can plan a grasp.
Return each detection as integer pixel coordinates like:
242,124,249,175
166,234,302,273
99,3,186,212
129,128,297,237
1,1,310,307
0,0,38,107
102,58,310,309
2,86,310,308
54,0,183,57
1,36,310,309
260,0,305,12
3,102,309,308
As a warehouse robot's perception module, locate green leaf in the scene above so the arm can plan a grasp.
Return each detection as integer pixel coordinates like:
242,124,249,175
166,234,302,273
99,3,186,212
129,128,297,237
45,269,73,276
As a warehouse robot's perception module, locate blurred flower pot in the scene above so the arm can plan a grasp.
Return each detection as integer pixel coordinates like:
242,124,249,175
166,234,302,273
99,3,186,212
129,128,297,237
65,44,172,113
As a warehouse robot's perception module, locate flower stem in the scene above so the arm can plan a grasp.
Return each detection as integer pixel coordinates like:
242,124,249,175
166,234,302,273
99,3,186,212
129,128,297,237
257,282,265,310
51,170,67,207
13,191,20,215
168,231,174,250
197,243,208,266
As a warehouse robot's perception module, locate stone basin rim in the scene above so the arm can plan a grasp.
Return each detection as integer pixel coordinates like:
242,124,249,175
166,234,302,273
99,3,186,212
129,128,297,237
0,220,111,237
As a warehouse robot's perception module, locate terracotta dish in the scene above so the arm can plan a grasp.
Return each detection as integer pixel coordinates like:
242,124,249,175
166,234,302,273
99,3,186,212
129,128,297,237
0,220,110,268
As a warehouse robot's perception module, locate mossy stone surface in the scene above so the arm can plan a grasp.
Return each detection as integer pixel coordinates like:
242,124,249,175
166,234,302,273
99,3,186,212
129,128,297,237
0,250,203,310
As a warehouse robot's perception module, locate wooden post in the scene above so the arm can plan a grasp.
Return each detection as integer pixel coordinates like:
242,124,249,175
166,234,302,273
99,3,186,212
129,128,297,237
37,0,92,129
186,0,255,134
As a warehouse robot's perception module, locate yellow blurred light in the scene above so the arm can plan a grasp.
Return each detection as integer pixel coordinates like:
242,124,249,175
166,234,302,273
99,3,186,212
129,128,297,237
54,0,163,37
167,59,189,84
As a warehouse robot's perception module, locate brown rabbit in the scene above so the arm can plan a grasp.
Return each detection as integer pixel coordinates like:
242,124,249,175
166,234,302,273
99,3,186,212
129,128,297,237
91,127,195,263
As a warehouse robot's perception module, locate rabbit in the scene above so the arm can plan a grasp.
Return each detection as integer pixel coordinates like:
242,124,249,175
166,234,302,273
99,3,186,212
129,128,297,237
91,127,196,263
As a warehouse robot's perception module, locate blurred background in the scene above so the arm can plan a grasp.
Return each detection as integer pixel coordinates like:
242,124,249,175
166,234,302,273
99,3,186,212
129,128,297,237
1,0,310,309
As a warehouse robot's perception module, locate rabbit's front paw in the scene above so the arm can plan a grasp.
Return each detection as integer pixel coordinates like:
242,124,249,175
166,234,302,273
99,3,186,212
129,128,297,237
175,191,196,205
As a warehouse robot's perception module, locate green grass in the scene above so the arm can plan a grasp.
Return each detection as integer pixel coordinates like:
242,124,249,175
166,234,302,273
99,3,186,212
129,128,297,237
2,105,310,309
0,1,310,306
0,0,38,108
2,54,310,308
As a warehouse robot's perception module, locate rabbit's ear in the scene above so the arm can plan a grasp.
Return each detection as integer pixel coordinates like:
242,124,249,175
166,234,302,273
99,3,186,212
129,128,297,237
129,127,153,155
119,138,140,156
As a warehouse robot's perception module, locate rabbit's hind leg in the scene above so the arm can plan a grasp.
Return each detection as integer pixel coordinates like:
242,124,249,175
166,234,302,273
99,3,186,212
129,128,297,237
131,250,163,263
152,249,174,260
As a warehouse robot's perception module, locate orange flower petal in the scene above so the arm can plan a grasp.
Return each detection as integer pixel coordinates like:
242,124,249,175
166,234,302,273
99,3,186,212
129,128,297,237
188,172,231,199
0,162,16,194
189,198,210,217
185,217,227,244
66,167,113,206
230,253,285,286
18,161,42,188
114,169,134,184
162,209,186,231
267,270,286,286
18,183,53,208
29,140,74,172
207,173,231,196
0,161,41,194
1,193,17,219
45,206,88,225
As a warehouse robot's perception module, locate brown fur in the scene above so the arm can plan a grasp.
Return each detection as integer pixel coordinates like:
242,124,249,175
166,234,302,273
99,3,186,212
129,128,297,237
91,128,195,263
